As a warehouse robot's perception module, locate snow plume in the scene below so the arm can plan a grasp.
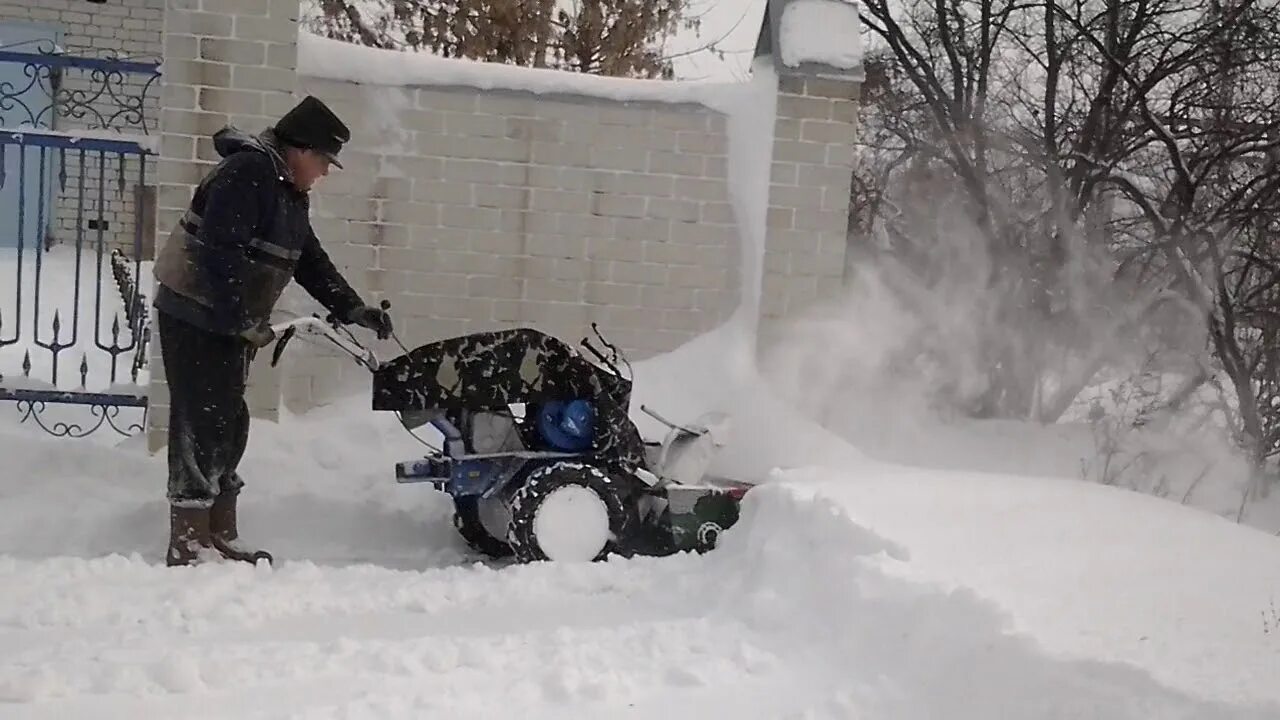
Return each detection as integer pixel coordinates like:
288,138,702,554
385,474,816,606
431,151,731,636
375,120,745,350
747,178,1267,520
757,201,1014,445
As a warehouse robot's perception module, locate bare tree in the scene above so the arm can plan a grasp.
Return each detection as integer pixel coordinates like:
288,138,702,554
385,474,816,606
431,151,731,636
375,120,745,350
853,0,1166,421
852,0,1280,459
1051,0,1280,493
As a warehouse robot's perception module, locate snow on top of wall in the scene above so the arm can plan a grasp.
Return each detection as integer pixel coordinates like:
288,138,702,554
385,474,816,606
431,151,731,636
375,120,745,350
297,31,748,111
0,126,160,155
779,0,864,71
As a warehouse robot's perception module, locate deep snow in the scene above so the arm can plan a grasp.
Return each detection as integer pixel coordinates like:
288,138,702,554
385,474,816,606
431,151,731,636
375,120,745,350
2,321,1279,718
0,245,147,395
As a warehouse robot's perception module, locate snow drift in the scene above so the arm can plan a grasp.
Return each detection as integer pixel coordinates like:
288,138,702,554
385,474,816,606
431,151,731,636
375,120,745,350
3,323,1280,717
3,438,1278,717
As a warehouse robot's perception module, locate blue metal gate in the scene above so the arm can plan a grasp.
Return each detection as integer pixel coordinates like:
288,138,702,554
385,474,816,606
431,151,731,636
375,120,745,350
0,30,160,439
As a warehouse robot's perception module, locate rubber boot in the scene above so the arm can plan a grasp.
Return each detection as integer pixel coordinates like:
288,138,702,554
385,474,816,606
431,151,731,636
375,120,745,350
209,491,274,566
167,505,217,567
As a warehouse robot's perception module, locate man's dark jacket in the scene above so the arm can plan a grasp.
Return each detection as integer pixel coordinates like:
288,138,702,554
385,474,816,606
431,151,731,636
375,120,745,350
154,127,362,335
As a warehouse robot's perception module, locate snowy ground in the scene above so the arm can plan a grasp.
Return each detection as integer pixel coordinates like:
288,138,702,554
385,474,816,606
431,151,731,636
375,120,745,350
2,321,1279,719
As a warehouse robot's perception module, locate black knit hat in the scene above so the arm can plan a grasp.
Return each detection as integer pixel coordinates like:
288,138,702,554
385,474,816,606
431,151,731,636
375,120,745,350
273,95,349,169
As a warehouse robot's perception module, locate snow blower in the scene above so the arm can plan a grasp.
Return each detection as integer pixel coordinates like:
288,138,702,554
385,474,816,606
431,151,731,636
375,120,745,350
268,303,752,564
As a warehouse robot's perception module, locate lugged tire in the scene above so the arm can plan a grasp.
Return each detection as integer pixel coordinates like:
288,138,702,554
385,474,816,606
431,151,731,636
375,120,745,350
453,495,514,559
507,461,635,563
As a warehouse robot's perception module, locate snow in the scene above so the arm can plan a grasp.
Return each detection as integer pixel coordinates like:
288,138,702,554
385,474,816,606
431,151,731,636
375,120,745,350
723,57,779,335
2,383,1279,716
779,0,865,70
296,31,752,111
784,466,1280,709
630,323,867,481
0,245,149,396
2,304,1277,716
1,127,160,155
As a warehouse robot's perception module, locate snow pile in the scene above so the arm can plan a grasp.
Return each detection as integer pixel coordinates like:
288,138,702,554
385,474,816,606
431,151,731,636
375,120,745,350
712,481,1280,716
782,466,1280,710
0,246,147,396
297,31,751,109
3,419,1277,716
778,0,864,70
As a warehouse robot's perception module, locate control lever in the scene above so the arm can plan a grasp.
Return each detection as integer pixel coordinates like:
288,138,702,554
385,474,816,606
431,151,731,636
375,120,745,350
270,324,297,368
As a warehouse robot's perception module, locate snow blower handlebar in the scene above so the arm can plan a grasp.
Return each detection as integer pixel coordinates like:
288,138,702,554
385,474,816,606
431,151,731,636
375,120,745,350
268,299,395,373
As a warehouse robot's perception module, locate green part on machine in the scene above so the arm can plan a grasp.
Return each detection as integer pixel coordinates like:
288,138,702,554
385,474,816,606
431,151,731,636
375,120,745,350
657,486,743,553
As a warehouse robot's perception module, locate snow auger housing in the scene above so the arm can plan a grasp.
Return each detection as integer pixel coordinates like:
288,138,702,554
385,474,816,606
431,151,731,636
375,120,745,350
269,307,751,564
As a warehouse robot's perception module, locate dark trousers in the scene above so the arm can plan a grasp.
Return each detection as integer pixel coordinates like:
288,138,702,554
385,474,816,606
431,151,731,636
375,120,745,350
157,310,252,508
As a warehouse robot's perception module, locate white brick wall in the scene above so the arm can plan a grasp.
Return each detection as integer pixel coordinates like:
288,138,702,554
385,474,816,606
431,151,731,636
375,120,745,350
277,78,745,410
759,75,857,333
0,0,163,257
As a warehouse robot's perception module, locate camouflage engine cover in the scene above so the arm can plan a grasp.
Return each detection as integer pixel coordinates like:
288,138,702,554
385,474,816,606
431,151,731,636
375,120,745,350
372,328,649,469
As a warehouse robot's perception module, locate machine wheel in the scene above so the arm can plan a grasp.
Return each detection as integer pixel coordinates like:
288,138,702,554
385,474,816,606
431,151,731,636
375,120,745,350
453,495,513,559
508,462,635,563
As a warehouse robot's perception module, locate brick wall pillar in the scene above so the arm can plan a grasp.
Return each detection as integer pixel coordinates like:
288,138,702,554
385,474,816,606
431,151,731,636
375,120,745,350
147,0,303,452
760,74,857,319
752,0,862,349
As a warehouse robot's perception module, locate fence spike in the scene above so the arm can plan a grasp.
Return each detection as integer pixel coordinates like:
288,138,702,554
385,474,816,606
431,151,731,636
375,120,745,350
111,314,121,343
51,310,61,339
58,148,67,191
80,354,89,389
22,351,31,377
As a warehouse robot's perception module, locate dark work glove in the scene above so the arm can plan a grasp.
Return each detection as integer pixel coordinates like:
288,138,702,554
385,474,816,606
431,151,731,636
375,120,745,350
239,320,276,349
346,304,394,340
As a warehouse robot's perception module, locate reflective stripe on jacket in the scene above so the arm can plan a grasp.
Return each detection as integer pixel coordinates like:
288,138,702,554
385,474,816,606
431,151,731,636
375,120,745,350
153,127,362,335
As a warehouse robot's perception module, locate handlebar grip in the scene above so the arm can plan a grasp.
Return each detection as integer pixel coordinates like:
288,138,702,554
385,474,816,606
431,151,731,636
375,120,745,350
270,325,297,368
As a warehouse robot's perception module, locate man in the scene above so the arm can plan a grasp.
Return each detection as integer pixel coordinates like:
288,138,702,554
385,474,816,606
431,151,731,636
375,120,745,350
153,95,393,567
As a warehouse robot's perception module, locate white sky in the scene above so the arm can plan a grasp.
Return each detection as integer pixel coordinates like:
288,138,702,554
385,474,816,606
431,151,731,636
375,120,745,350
658,0,770,81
